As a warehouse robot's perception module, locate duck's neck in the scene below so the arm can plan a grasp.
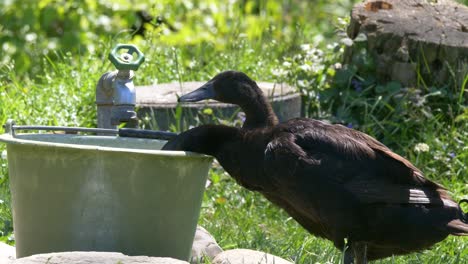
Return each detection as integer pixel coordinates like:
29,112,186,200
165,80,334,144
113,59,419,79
240,89,278,129
162,124,242,157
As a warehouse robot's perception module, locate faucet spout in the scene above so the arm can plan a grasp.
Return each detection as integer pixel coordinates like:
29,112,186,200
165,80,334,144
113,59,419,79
113,70,136,106
96,70,138,129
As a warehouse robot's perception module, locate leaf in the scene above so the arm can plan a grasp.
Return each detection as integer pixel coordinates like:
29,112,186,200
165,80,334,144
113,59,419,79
215,197,227,204
334,68,354,87
385,81,402,93
455,108,468,123
210,171,221,184
203,108,213,115
375,85,385,94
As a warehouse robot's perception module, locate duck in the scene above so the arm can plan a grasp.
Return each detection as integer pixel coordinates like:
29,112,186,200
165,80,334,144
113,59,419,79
162,70,468,263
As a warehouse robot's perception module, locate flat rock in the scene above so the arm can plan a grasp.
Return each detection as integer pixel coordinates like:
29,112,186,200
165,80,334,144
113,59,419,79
1,226,222,264
212,249,293,264
0,242,15,264
191,226,223,264
11,252,188,264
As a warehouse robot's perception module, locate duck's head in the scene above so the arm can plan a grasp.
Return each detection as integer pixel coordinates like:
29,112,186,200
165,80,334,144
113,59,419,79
179,71,261,105
179,70,278,128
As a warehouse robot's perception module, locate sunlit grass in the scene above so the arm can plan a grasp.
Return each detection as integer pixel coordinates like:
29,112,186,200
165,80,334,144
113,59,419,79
0,0,467,262
200,167,468,264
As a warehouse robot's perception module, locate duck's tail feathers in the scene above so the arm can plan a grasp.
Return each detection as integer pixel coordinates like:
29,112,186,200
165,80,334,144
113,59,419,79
448,199,468,236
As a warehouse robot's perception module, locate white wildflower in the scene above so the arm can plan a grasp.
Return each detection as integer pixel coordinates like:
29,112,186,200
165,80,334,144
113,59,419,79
97,15,111,28
414,143,430,153
282,61,292,68
188,60,197,68
2,42,16,54
204,17,215,27
304,49,324,62
326,42,339,50
271,68,287,77
299,64,312,72
293,54,303,61
47,40,57,50
311,64,325,73
25,33,37,42
1,150,6,160
337,17,348,27
297,80,310,88
310,48,324,57
300,44,312,52
205,179,211,188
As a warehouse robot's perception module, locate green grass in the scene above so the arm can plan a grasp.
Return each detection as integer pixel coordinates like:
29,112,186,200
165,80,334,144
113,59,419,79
1,0,468,262
200,169,468,264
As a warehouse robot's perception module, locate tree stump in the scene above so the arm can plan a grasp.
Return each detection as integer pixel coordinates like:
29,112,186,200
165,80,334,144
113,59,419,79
345,0,468,87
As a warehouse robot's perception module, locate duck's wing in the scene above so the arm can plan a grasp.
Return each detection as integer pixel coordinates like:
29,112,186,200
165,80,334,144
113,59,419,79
264,118,453,207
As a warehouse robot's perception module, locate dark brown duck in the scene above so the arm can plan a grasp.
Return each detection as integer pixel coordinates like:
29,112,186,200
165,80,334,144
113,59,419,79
162,71,468,263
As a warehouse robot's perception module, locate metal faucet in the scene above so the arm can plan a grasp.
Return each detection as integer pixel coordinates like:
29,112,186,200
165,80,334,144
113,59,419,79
96,44,145,129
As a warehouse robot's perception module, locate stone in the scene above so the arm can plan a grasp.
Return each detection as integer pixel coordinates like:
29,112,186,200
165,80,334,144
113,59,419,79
345,0,468,87
136,82,301,130
11,251,188,264
1,226,223,264
212,249,293,264
190,226,223,264
0,242,15,264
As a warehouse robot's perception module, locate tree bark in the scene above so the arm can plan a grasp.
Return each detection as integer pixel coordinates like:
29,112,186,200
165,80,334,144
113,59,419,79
345,0,468,87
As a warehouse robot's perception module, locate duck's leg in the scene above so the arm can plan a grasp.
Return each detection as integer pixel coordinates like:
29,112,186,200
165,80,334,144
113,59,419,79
343,248,354,264
353,242,368,264
343,242,367,264
343,241,354,264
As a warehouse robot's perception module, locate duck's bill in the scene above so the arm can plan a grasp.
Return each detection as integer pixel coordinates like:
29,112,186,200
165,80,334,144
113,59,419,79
178,82,215,102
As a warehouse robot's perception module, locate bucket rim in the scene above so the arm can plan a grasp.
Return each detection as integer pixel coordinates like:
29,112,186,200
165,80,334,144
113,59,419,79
0,133,213,159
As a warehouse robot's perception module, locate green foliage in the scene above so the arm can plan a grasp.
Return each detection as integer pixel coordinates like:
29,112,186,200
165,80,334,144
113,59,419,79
1,0,121,75
319,40,468,188
0,159,12,243
0,0,354,77
0,53,98,128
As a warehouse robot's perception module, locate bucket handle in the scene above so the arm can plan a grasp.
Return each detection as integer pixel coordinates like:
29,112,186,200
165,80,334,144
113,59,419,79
3,119,177,141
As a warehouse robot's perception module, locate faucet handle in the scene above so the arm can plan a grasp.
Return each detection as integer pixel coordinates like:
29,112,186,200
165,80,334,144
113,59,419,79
109,44,145,71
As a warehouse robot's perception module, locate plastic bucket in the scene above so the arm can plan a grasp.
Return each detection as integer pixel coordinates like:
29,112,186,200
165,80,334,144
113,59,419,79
0,133,212,260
